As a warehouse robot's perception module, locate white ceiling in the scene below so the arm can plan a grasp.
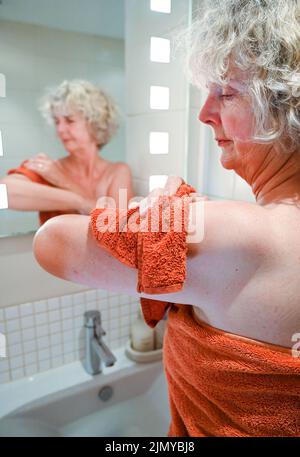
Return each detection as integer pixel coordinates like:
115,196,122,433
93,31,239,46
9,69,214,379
0,0,124,39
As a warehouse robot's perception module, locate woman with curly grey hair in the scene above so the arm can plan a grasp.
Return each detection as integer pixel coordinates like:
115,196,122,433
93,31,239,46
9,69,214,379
1,80,133,225
33,0,300,437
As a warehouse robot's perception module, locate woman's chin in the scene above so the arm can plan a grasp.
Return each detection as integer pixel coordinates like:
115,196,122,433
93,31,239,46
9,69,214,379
220,152,235,169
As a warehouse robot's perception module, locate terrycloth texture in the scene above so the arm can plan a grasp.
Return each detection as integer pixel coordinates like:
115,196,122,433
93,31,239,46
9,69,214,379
164,304,300,437
8,160,70,225
90,182,196,327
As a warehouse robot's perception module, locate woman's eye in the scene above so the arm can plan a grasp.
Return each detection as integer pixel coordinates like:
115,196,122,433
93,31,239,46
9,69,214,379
220,94,234,100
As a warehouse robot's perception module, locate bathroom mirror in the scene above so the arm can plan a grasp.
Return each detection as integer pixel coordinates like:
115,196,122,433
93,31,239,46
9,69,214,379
0,0,125,237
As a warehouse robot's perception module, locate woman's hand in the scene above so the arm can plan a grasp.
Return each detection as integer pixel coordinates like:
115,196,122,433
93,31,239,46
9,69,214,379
24,153,68,188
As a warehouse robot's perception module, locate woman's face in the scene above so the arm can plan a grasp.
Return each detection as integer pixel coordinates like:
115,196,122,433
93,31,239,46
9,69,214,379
198,74,258,171
54,111,97,153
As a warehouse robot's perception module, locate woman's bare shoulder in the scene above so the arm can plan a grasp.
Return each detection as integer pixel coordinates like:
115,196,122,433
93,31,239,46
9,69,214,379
189,198,273,257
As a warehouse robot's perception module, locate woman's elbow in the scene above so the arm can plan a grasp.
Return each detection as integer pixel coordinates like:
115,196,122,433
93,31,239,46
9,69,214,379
33,216,67,277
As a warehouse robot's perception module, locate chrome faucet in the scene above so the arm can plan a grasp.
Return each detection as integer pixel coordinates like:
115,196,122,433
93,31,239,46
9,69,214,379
83,310,117,375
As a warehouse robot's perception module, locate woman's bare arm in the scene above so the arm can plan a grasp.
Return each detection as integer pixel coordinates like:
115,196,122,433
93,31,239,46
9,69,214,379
33,202,270,307
0,174,95,214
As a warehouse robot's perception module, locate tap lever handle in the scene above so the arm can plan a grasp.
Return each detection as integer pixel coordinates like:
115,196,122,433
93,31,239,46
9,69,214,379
95,324,106,340
84,310,101,328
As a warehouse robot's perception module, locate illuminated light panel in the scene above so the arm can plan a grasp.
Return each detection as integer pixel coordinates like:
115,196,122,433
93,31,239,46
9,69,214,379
150,37,170,63
0,74,6,98
150,86,169,110
149,174,168,192
0,131,3,157
149,132,169,154
150,0,171,13
0,184,8,209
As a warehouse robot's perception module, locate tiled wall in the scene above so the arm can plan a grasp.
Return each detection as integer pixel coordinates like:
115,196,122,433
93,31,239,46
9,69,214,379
0,289,140,384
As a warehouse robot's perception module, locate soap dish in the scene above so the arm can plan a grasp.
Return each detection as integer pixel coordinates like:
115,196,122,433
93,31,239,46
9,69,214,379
125,340,163,363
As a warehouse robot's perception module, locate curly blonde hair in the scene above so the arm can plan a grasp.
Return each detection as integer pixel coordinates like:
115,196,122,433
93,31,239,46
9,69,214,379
182,0,300,152
39,79,119,147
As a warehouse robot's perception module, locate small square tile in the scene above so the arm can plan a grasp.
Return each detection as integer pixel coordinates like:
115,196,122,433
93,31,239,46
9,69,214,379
47,297,59,311
110,308,119,319
62,330,73,343
63,341,74,353
109,297,119,308
0,359,9,371
51,345,63,357
120,304,130,316
74,316,83,328
62,319,73,331
21,315,34,329
52,355,64,368
36,324,49,338
34,300,47,313
22,328,36,341
10,355,23,369
35,313,48,325
74,303,85,316
72,292,85,306
7,331,22,345
19,303,33,317
120,326,130,338
50,334,62,346
63,353,75,364
5,306,19,320
49,310,60,322
60,295,72,307
38,348,51,361
121,315,130,326
39,359,51,371
97,289,108,299
37,336,50,350
49,321,61,334
9,343,23,357
0,309,5,321
85,290,97,301
25,364,38,376
11,367,24,380
119,295,129,305
0,372,10,383
24,352,37,365
109,319,119,331
23,340,37,353
61,307,72,319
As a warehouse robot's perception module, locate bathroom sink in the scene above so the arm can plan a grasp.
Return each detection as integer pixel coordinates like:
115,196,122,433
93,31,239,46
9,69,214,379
0,347,170,437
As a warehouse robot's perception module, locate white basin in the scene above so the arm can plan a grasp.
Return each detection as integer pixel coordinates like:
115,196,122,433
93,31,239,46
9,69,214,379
0,347,170,437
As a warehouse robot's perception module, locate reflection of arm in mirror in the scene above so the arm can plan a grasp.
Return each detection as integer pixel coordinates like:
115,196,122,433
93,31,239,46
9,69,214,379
0,174,95,215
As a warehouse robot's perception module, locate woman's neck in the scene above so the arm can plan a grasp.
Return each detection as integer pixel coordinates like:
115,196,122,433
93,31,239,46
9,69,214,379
63,144,107,181
248,149,300,207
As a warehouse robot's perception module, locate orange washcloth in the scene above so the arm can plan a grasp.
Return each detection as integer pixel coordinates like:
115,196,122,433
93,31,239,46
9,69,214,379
90,182,196,327
165,304,300,437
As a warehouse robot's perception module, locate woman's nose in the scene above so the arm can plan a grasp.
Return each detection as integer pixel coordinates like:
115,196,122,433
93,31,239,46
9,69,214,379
198,96,220,126
56,121,66,135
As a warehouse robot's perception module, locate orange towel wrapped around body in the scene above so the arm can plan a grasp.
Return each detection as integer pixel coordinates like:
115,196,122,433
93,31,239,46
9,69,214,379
90,182,300,437
165,305,300,437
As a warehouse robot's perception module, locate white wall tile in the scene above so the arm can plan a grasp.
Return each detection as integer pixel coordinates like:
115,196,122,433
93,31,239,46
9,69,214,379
19,303,33,317
1,288,140,384
4,306,19,320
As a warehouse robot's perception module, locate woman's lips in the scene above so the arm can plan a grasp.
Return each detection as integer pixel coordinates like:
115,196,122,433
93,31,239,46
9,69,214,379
217,139,231,147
